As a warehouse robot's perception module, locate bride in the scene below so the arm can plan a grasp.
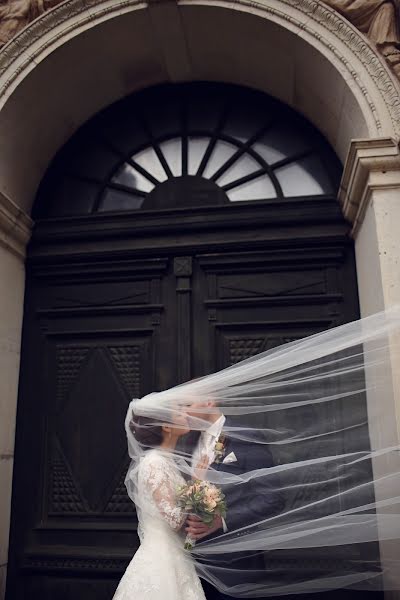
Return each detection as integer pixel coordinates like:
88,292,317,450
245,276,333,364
112,410,206,600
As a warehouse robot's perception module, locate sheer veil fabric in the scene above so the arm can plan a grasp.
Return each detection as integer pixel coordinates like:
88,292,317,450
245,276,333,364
124,308,400,597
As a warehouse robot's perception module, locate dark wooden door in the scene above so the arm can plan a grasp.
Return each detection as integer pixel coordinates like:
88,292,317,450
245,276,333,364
7,230,359,600
6,82,362,600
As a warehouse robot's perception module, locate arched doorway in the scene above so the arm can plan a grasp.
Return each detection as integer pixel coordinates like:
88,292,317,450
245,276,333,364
7,82,359,600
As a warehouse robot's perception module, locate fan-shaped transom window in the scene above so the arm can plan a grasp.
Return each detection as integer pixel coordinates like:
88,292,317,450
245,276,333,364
35,83,341,218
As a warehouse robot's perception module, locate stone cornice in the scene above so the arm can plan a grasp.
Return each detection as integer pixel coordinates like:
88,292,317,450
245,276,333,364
0,191,33,258
339,138,400,236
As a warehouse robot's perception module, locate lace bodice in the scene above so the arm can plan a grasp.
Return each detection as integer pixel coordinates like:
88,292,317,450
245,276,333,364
137,449,186,533
113,449,206,599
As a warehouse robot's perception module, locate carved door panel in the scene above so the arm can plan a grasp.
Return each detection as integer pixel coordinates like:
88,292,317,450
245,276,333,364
8,257,179,599
192,247,359,374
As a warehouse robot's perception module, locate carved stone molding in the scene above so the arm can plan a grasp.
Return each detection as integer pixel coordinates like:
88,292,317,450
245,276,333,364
0,191,32,258
322,0,400,78
0,1,65,48
0,0,399,83
339,137,400,235
0,0,399,140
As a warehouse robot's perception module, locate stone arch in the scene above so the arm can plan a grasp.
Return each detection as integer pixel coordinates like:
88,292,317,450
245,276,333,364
0,0,399,217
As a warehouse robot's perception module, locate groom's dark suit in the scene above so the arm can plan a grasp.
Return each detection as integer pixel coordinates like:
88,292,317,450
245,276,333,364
199,421,284,600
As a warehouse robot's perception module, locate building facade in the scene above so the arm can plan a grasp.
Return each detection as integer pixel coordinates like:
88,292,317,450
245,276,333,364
0,0,400,598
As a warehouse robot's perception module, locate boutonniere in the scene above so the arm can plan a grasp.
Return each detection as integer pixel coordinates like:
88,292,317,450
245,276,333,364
214,433,227,464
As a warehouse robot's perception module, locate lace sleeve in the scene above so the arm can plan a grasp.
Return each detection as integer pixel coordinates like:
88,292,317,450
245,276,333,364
140,454,185,531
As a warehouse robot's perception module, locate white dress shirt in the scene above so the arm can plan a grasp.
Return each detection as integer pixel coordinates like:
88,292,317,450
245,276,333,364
192,414,226,469
192,414,228,532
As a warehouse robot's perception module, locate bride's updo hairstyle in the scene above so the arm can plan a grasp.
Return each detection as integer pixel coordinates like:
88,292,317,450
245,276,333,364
129,412,163,448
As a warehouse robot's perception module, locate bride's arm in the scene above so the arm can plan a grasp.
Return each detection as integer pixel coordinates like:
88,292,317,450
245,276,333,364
140,455,186,531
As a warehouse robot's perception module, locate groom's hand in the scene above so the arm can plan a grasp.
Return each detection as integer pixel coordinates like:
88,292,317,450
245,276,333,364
185,514,223,540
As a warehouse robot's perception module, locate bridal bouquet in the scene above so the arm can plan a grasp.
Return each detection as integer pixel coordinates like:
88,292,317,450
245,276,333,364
177,480,226,550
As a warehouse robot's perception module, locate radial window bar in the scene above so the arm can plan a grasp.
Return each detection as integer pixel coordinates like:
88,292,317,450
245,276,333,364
99,103,335,209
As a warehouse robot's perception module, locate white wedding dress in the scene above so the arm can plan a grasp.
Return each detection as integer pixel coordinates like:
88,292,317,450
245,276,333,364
113,449,206,600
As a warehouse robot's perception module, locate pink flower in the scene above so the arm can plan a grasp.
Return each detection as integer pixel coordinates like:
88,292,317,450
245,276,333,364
204,488,219,509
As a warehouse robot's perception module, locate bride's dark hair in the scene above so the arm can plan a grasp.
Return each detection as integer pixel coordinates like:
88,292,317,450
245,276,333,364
129,413,163,448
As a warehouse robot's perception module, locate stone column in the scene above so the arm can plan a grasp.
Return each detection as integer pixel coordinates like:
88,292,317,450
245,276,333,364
340,138,400,321
0,192,31,599
340,137,400,596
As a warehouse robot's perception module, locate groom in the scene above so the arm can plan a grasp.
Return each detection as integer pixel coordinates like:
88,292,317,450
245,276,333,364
186,399,284,600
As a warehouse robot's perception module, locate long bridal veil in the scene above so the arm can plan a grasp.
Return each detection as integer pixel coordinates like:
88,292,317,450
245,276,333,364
124,308,400,597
